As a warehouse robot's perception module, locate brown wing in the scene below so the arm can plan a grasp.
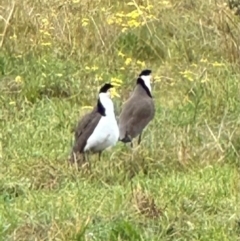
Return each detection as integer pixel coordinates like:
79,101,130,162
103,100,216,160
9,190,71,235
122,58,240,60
119,97,155,140
74,106,97,140
72,107,101,153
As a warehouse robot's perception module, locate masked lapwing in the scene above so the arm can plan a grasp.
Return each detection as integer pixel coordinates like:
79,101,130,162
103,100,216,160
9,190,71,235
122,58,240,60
70,83,119,164
118,69,155,147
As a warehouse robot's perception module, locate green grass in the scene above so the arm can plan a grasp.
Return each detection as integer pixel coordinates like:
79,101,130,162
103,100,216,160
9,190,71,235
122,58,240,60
1,0,240,240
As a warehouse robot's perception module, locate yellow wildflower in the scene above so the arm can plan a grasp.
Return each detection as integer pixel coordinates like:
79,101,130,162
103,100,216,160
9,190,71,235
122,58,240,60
118,51,125,57
121,27,128,33
91,66,99,71
127,2,135,6
125,58,132,65
82,106,93,109
107,17,115,25
127,10,141,19
15,75,22,83
41,42,51,46
110,87,120,98
136,60,146,67
82,18,89,27
116,12,125,17
95,74,103,81
180,70,194,82
127,20,140,27
212,61,224,67
200,58,208,63
111,77,123,85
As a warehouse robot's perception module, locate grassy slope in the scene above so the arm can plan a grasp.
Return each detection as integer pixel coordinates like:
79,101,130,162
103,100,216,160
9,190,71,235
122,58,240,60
1,0,240,240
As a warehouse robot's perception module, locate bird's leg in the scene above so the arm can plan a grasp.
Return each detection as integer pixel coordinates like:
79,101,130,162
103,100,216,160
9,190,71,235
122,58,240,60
137,132,142,145
70,151,80,170
83,152,92,171
69,151,80,170
130,142,133,148
126,133,133,148
88,154,92,172
124,141,133,149
98,151,102,161
69,151,75,164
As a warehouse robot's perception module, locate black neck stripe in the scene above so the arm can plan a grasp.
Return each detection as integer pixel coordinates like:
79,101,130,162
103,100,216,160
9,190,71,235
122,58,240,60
136,78,152,98
97,98,106,116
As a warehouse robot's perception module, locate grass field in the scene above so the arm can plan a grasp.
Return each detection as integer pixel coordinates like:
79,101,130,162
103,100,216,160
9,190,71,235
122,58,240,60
1,0,240,240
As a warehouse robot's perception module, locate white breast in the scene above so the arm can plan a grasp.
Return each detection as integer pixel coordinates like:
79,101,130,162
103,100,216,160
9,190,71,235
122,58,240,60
84,93,119,152
84,114,119,152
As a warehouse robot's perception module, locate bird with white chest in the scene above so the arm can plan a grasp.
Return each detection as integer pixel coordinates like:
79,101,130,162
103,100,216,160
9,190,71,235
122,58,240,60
118,69,155,147
70,83,119,164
